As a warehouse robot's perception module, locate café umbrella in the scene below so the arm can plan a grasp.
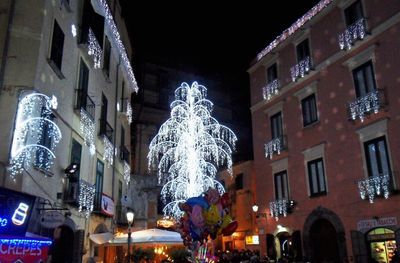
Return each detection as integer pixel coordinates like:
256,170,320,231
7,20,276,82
109,228,183,245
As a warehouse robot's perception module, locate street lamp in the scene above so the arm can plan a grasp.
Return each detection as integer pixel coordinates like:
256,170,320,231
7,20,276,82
252,204,259,213
126,211,134,263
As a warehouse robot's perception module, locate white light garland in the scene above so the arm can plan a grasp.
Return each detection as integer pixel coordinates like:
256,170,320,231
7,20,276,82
290,56,311,82
264,137,282,159
349,91,380,122
102,136,115,167
88,28,103,69
96,0,138,92
80,109,96,155
262,79,280,100
9,93,62,178
126,101,133,124
270,199,288,221
358,174,390,203
123,161,131,185
257,0,333,61
339,18,366,50
78,180,95,218
148,82,237,218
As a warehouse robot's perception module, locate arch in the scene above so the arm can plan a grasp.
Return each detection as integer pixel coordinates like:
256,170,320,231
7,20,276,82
94,223,109,234
303,206,347,262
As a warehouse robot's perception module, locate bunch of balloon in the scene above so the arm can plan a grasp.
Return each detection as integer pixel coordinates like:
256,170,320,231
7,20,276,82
176,188,238,252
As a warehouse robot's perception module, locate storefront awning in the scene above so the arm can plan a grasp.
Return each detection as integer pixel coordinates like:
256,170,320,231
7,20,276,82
89,232,113,244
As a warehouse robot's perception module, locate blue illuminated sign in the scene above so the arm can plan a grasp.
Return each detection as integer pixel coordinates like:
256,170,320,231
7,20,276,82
0,187,35,236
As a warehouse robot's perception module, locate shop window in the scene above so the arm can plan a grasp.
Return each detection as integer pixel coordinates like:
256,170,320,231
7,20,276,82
274,171,288,200
353,61,377,98
307,158,326,196
367,228,396,263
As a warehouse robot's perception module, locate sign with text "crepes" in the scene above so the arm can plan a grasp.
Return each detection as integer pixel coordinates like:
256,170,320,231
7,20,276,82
0,236,52,263
357,217,397,232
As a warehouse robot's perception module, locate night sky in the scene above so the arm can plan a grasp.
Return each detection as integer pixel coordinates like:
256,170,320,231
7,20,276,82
120,1,321,160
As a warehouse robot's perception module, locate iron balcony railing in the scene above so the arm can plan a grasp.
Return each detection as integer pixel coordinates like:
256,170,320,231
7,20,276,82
347,89,385,122
264,135,287,159
75,89,95,120
290,56,311,82
99,118,114,142
358,173,392,203
262,79,280,101
339,18,367,50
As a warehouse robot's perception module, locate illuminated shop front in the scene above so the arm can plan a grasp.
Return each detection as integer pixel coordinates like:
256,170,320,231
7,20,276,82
367,228,396,263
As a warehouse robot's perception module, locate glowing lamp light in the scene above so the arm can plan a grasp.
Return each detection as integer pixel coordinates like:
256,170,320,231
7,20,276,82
252,204,259,213
71,24,77,37
126,211,134,224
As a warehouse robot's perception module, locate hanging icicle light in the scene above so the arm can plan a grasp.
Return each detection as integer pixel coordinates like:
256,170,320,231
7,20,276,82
9,92,62,179
80,109,96,155
290,56,311,82
264,137,282,159
148,82,237,218
270,199,288,221
358,174,390,203
257,0,333,61
126,101,133,124
88,28,103,69
338,18,366,50
262,79,280,100
78,180,95,218
103,136,115,167
96,0,138,92
123,161,131,185
349,91,380,122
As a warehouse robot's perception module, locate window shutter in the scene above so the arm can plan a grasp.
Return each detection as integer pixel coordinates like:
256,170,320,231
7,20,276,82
350,230,367,263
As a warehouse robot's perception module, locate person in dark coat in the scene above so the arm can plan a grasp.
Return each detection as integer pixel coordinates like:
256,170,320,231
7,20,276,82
47,225,74,263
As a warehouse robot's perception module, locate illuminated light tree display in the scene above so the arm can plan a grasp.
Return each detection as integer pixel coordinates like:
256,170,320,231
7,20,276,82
148,82,237,217
9,92,62,179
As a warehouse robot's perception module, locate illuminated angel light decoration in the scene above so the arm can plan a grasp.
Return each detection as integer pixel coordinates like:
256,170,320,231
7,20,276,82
358,174,390,203
80,109,96,155
88,28,102,69
126,101,133,124
339,18,366,50
79,180,96,218
123,161,131,185
9,92,62,179
96,0,138,92
257,0,333,61
148,82,237,217
102,136,115,167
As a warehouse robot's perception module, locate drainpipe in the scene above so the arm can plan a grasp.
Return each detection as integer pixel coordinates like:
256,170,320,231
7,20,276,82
0,0,16,91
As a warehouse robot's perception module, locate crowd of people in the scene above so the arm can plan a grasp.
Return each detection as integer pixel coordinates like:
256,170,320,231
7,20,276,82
215,249,268,263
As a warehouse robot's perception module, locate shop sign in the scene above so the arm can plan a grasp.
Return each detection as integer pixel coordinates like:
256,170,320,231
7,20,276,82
0,236,52,263
101,193,115,217
245,235,260,245
39,211,65,228
357,217,397,232
0,187,36,236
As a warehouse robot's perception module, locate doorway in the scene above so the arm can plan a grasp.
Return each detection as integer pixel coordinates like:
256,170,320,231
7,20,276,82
309,219,340,263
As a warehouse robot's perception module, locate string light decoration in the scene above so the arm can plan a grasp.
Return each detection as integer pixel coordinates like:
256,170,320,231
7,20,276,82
96,0,138,92
358,174,390,203
78,180,95,218
263,79,280,100
257,0,333,61
290,56,311,82
270,199,288,221
88,28,102,69
103,136,115,167
9,92,62,178
123,161,131,185
126,101,133,124
349,91,380,122
264,137,282,159
148,82,237,217
339,18,366,50
80,109,96,155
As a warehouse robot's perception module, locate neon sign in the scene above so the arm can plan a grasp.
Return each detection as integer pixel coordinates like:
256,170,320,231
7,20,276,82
0,217,8,227
12,202,29,226
0,237,52,262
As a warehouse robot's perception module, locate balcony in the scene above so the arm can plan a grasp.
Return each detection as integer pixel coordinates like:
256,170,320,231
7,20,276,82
120,145,130,163
262,79,280,101
358,174,391,203
339,18,366,50
63,179,95,217
270,199,288,221
290,56,311,82
75,89,95,120
99,118,114,141
88,28,103,69
348,90,385,122
264,136,286,159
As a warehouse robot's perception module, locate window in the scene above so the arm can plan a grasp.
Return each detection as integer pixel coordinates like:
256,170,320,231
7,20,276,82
344,0,364,26
353,61,377,98
95,160,104,209
270,112,283,139
64,139,82,202
49,20,65,70
296,39,310,62
235,173,243,191
120,125,125,147
103,37,111,76
267,64,278,83
364,136,391,178
70,139,82,177
307,158,326,196
77,59,94,117
301,94,318,126
274,171,289,200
